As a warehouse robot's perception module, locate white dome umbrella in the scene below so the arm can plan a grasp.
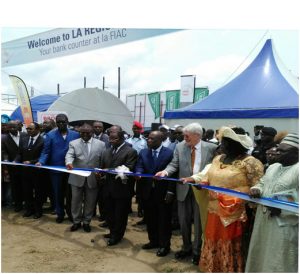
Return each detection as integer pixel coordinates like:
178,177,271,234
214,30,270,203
48,88,134,133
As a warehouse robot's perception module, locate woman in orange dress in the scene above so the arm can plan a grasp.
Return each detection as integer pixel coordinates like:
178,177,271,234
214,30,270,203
182,126,264,272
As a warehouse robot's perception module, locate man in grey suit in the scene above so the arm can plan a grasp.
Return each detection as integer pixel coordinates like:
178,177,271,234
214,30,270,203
65,123,106,232
156,123,217,265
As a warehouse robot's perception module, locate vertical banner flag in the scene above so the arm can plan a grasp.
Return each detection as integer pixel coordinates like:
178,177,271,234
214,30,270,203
9,75,33,126
180,75,195,103
194,87,209,102
148,92,161,119
166,90,180,110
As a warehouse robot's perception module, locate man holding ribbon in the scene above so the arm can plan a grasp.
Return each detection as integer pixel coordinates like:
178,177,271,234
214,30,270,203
246,133,299,273
156,122,217,265
65,123,106,233
135,131,175,257
15,122,44,219
100,129,137,246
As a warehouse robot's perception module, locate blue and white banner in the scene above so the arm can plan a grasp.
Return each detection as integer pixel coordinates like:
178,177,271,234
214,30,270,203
2,28,181,67
2,161,298,214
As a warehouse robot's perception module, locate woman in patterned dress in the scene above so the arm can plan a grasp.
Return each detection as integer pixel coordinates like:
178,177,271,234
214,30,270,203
182,126,264,272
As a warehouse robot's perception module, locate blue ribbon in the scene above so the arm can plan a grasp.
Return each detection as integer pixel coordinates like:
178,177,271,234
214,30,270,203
2,161,298,214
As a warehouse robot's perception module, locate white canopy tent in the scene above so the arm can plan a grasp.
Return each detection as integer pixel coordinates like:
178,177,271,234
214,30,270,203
48,88,133,133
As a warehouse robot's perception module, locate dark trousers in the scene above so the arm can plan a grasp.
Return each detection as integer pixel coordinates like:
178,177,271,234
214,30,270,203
8,166,23,208
104,194,131,241
50,172,71,218
95,183,106,219
1,165,12,206
41,169,54,208
22,167,44,214
142,190,173,248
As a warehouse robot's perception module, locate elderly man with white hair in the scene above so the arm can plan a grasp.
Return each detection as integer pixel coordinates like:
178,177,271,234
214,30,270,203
156,122,217,265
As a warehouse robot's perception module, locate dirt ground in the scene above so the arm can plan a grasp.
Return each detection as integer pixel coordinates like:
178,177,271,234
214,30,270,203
1,202,199,273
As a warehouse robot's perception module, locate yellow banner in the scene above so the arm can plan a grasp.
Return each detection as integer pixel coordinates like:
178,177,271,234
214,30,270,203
9,75,33,126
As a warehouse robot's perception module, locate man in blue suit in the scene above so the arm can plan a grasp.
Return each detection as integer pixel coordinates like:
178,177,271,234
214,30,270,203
135,131,175,257
36,114,80,223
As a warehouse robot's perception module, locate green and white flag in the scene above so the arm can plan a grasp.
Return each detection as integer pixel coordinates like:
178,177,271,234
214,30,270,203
166,90,180,110
148,92,160,119
194,87,209,102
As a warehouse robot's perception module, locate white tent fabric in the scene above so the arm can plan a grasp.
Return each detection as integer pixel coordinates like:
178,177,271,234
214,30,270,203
48,88,133,133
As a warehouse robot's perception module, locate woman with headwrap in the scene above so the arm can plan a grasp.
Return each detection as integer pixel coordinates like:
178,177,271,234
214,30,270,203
182,126,264,272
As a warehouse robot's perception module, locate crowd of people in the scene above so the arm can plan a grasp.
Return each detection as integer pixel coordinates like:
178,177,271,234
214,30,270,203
1,114,299,273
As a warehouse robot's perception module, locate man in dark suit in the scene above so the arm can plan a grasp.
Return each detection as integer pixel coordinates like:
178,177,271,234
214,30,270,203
156,123,217,265
15,122,44,218
93,120,109,222
135,131,175,257
93,121,109,147
2,120,27,212
100,129,138,246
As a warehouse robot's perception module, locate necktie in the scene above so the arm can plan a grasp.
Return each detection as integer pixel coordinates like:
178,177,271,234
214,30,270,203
153,150,158,160
28,137,34,149
83,141,89,156
191,146,196,171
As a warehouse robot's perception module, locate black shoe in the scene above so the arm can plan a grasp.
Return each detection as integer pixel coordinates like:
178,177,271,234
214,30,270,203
99,221,108,228
56,216,64,223
98,215,105,222
192,254,200,265
107,238,121,246
23,211,34,217
142,242,159,250
70,223,81,231
103,233,111,238
171,222,180,230
175,250,192,259
68,215,73,223
156,247,170,257
83,224,91,233
14,205,23,212
33,213,42,219
136,219,146,225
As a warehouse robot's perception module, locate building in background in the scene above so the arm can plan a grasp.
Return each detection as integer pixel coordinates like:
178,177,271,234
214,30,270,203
126,87,209,129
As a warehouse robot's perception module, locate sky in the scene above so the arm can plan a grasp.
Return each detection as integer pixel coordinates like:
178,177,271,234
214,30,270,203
1,1,299,105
